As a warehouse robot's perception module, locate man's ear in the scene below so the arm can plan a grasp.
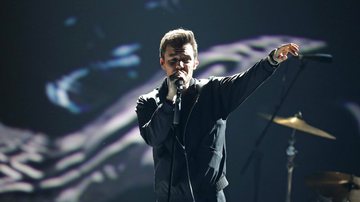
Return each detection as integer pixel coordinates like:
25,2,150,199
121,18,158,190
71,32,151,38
160,57,165,70
194,59,199,70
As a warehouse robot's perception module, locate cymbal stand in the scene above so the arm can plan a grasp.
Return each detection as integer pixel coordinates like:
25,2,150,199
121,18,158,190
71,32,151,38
285,128,298,202
240,60,307,175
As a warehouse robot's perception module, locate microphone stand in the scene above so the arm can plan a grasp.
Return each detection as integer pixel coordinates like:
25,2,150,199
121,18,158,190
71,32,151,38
173,87,182,125
167,86,182,202
285,127,298,202
253,150,264,202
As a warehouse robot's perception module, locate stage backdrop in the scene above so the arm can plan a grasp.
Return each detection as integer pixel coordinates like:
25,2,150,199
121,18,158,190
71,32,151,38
1,0,359,202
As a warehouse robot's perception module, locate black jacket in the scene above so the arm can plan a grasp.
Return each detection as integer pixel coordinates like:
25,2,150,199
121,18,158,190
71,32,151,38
136,58,276,201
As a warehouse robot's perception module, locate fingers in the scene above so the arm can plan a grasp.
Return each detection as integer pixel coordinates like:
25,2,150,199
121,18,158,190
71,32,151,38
274,43,300,63
277,53,288,61
169,71,186,82
288,43,299,56
279,43,299,56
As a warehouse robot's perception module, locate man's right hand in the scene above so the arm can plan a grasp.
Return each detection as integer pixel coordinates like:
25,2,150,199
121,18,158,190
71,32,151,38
166,73,180,103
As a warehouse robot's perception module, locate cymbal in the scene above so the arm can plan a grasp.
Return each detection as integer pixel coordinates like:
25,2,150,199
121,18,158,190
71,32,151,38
259,113,336,140
305,171,360,202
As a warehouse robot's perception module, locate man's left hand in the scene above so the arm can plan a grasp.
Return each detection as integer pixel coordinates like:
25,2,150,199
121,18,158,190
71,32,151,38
273,43,300,64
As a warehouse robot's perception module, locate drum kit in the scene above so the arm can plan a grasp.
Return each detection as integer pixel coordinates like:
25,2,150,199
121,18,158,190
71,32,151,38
260,112,359,202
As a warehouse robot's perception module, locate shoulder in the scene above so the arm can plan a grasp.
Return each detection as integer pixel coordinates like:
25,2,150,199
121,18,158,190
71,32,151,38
196,78,210,87
138,89,159,102
137,88,159,107
199,76,226,87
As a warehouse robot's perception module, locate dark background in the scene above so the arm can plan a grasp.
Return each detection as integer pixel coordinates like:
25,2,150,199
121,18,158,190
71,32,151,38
1,0,359,201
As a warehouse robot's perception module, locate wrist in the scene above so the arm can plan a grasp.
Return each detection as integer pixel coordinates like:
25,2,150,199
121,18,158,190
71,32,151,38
268,49,280,66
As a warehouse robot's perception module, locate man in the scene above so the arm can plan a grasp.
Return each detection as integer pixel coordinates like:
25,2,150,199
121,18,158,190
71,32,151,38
136,28,299,202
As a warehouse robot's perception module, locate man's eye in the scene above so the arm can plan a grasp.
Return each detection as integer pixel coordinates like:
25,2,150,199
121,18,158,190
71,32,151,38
169,59,178,65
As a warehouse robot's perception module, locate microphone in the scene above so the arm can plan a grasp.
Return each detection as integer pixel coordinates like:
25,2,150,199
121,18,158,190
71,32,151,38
175,79,184,91
296,53,333,63
173,79,183,125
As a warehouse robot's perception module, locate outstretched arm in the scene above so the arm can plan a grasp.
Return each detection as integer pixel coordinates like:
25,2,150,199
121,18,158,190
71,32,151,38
210,43,300,118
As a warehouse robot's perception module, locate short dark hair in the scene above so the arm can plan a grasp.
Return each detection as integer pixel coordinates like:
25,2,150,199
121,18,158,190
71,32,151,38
159,28,198,59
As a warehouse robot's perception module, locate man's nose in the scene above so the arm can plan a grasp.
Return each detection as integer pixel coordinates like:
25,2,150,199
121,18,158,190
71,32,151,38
176,61,184,70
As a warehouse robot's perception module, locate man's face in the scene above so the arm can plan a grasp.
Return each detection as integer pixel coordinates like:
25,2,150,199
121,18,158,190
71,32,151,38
160,43,199,88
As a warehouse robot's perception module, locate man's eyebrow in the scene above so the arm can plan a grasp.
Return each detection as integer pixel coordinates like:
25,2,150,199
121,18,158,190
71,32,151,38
169,53,178,57
169,52,191,57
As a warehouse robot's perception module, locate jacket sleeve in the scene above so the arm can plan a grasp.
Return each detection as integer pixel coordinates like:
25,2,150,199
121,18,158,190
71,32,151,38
135,92,174,147
210,58,276,118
